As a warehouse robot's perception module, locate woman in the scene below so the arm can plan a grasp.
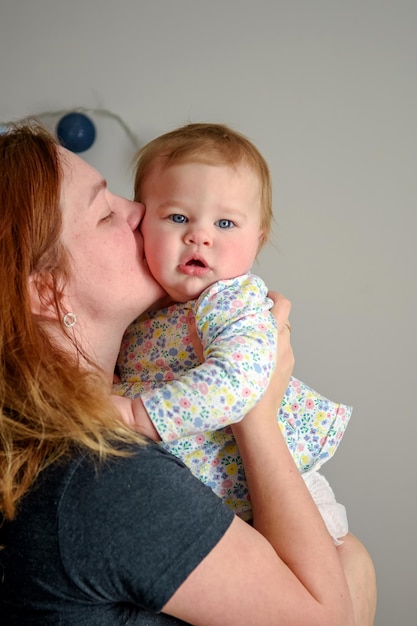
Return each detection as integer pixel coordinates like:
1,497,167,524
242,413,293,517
0,121,376,625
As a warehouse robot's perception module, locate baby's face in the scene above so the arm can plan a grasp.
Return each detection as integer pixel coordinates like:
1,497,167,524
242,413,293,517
140,159,264,302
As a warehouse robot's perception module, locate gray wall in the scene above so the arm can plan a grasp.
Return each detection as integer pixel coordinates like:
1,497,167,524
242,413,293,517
1,1,416,624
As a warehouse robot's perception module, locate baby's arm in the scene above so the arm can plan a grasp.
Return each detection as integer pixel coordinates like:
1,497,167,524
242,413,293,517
140,274,277,442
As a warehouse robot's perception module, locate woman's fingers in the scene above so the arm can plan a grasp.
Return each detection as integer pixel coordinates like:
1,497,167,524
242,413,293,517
267,291,292,332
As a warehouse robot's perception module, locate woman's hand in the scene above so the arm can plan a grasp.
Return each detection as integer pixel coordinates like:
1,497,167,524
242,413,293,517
266,291,294,413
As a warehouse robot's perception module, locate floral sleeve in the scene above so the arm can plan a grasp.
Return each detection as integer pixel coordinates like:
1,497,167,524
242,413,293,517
140,274,277,442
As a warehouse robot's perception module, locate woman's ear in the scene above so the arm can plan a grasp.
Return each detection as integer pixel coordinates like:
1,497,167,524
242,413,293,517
28,273,59,321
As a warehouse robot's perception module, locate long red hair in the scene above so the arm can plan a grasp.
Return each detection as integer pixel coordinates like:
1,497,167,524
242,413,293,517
0,121,142,520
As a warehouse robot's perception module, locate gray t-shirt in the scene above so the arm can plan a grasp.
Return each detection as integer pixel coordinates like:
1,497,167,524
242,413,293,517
0,441,234,624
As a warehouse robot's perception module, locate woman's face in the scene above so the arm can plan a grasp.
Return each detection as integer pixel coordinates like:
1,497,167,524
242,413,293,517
59,148,165,332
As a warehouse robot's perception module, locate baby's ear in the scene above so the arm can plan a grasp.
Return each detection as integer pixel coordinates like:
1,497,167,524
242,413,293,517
257,229,266,251
28,273,59,321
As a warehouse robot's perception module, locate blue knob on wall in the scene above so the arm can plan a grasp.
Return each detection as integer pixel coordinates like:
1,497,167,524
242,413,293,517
56,112,96,153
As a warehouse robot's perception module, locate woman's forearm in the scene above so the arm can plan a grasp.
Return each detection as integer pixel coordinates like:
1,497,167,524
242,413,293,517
232,396,355,623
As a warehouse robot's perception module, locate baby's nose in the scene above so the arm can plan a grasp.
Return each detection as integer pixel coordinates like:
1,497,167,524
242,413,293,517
185,226,212,246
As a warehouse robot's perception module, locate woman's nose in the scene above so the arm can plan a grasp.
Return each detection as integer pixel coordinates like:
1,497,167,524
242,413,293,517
127,200,145,231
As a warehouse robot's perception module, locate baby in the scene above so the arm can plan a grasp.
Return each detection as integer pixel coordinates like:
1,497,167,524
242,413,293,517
114,123,349,542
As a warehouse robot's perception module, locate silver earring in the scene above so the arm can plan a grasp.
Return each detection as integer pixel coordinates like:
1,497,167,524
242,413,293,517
63,312,77,328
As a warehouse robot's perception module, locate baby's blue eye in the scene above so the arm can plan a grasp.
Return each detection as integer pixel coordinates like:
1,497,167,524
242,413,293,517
170,214,187,224
216,219,235,229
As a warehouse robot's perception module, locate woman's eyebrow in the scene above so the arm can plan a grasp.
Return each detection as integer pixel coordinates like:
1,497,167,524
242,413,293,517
88,179,107,206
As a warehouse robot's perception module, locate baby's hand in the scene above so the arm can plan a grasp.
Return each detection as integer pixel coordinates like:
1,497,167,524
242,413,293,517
111,394,161,442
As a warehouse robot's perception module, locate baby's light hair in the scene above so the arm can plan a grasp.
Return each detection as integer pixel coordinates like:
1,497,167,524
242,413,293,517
134,123,273,249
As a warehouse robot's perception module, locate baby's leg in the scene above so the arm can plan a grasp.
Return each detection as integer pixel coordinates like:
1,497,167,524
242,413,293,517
336,533,377,626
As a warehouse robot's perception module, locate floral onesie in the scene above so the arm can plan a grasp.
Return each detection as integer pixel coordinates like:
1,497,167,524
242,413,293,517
115,273,351,519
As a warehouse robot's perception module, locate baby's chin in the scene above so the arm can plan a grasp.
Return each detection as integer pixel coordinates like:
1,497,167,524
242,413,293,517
165,281,215,303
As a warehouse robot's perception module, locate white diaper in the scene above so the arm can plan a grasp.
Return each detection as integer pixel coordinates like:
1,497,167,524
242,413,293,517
302,470,349,546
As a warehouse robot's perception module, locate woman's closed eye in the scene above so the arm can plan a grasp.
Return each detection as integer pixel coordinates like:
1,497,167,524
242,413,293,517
100,211,114,223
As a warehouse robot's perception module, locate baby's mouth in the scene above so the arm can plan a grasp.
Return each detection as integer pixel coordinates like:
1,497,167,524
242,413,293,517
186,259,206,268
182,254,209,268
178,255,211,276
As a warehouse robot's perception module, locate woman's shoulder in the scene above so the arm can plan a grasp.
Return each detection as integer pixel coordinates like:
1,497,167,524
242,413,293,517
60,441,234,547
57,443,234,610
74,440,186,477
1,442,232,622
61,442,200,512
